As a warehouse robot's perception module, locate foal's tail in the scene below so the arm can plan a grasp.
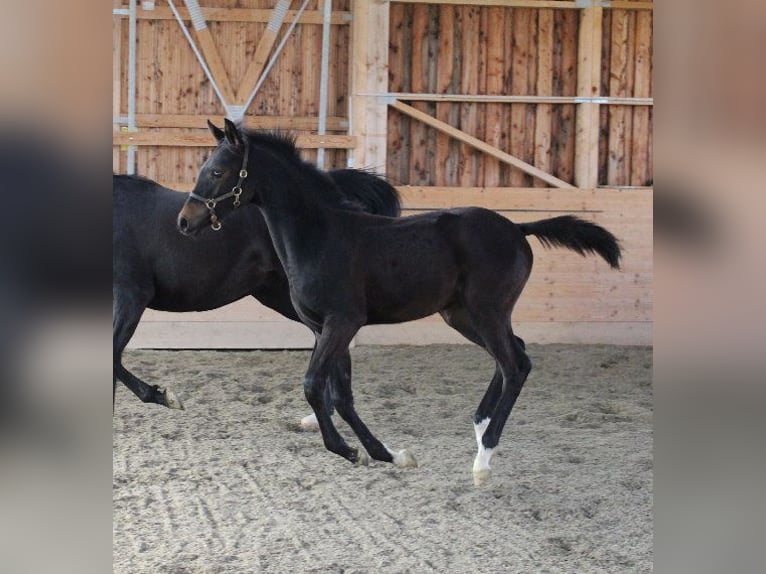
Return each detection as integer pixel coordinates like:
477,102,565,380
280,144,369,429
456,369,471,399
519,215,622,269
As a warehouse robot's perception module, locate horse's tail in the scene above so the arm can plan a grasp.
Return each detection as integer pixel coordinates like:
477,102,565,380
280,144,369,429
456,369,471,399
518,215,621,269
328,168,401,217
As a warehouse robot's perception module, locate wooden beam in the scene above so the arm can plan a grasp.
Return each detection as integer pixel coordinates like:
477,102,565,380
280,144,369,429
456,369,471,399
534,9,554,187
396,185,652,211
192,26,237,104
124,113,347,130
574,6,603,188
387,93,652,105
391,101,575,188
235,0,291,104
113,131,355,148
395,0,653,9
132,6,352,25
350,0,390,171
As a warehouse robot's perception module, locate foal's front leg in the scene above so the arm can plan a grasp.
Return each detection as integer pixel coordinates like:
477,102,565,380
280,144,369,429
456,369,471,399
304,322,368,465
330,351,417,468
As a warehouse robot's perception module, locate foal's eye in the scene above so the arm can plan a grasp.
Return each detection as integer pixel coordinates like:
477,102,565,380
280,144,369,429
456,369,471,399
211,169,223,178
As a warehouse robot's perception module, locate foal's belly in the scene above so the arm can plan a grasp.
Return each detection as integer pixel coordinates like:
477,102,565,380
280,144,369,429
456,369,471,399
363,266,459,324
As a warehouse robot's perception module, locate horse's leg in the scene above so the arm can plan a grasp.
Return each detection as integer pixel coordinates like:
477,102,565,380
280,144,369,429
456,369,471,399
303,321,367,465
297,335,334,431
440,305,504,458
467,315,531,485
329,349,417,468
249,291,331,431
113,289,183,410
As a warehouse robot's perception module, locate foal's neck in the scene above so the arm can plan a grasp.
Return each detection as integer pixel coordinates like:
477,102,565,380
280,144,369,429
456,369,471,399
248,146,338,272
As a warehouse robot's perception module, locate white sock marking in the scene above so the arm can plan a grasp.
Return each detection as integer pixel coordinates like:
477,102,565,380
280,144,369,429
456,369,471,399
473,444,496,474
474,417,490,448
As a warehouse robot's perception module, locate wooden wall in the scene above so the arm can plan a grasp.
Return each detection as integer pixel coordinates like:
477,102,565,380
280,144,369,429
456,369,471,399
113,0,353,186
386,2,652,187
116,0,653,348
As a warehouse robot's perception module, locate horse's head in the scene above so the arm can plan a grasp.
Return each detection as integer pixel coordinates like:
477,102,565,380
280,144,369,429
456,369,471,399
177,119,254,236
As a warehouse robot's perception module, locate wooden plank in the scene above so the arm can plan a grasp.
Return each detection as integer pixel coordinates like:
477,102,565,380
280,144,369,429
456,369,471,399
483,7,505,187
392,101,575,188
435,5,456,186
457,5,481,187
574,6,603,188
193,26,237,104
630,9,652,186
508,8,532,186
534,8,554,187
128,113,347,130
396,0,653,8
387,3,408,184
355,322,651,347
396,185,652,211
390,93,652,105
607,10,630,185
409,3,430,184
133,6,352,25
113,131,355,148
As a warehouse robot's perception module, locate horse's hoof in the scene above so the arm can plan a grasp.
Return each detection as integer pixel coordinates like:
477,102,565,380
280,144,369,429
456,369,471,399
392,449,418,468
299,413,320,431
163,389,185,410
355,449,370,466
473,468,491,486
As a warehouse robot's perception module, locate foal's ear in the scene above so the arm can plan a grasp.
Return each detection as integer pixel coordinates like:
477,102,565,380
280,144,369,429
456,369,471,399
207,120,225,143
223,118,244,151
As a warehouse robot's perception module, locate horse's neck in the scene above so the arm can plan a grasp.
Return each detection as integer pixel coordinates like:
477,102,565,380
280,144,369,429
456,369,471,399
253,165,334,274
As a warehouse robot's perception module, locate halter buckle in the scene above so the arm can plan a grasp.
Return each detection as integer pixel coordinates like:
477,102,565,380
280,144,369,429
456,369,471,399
239,169,248,178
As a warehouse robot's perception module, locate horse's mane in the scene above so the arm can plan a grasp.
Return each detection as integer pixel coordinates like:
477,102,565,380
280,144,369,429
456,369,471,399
236,126,364,212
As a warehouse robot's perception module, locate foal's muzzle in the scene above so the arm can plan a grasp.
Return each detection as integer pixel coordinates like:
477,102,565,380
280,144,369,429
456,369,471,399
177,202,207,236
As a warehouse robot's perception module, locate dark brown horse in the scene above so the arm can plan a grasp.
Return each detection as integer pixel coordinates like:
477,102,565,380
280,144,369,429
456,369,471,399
178,120,621,484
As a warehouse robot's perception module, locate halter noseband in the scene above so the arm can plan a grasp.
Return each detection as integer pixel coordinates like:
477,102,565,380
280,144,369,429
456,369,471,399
188,143,249,231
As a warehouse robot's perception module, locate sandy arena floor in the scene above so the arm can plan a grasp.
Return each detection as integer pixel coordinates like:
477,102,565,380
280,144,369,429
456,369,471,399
114,344,652,573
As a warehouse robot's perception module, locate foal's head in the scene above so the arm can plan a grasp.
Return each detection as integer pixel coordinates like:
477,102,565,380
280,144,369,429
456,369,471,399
177,118,351,236
177,120,253,235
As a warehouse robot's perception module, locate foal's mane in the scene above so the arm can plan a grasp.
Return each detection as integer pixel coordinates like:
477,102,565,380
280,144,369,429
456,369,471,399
236,126,365,212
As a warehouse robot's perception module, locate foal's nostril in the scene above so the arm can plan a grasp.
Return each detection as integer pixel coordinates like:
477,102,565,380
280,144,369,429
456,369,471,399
178,216,189,234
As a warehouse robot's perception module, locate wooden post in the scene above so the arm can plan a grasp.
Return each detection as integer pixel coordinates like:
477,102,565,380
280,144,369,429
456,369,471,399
350,0,389,171
574,4,603,189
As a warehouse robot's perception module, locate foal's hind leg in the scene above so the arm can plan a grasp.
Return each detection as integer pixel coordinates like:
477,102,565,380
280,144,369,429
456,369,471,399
470,322,531,485
330,350,417,468
113,289,183,410
440,305,503,456
303,321,368,465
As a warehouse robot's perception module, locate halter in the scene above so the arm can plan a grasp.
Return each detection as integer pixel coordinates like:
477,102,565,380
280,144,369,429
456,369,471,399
188,143,249,231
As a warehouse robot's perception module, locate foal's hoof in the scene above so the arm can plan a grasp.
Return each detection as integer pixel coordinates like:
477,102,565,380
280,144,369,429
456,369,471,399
299,413,320,432
163,388,185,410
472,469,491,486
392,449,418,468
354,449,370,466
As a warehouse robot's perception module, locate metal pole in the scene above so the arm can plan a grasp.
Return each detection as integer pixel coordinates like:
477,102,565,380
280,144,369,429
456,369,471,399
167,0,230,114
240,0,312,116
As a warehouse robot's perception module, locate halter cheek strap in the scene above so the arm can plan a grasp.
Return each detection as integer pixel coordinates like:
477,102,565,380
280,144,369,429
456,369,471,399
189,143,249,231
